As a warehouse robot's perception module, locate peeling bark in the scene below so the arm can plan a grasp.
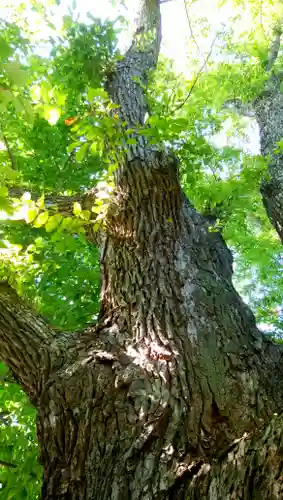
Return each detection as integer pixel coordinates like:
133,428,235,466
1,1,283,499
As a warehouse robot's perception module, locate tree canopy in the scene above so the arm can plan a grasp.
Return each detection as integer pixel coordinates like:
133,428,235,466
0,0,283,497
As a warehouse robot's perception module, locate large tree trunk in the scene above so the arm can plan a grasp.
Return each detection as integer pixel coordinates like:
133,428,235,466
1,1,283,499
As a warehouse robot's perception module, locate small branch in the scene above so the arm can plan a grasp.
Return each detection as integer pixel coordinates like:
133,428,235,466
169,32,218,115
8,187,83,216
0,459,17,469
7,187,102,245
183,0,203,64
0,374,16,384
223,98,255,117
266,21,282,71
259,1,268,42
3,134,15,171
60,151,75,173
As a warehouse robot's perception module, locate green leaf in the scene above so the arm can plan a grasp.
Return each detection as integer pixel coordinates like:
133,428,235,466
80,209,90,220
43,106,61,125
276,139,283,151
37,195,45,210
87,87,108,101
62,15,73,29
126,138,137,145
0,187,8,197
5,62,28,87
73,201,82,215
76,142,89,162
0,37,13,59
30,84,41,101
67,141,82,153
25,208,38,223
33,211,49,228
45,214,62,232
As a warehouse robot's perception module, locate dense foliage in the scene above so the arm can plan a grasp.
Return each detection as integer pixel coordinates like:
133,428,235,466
0,0,283,496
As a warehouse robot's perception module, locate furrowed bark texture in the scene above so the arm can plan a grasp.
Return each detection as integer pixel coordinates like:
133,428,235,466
0,282,57,401
187,412,283,500
1,2,283,499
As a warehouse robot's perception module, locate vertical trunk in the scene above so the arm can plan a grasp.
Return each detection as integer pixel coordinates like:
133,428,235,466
36,150,283,498
254,73,283,242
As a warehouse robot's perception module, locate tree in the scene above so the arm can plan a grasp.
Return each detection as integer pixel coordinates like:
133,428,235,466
188,0,283,244
1,0,283,498
171,0,283,335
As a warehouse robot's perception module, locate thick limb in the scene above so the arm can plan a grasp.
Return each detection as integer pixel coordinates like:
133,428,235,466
0,282,57,401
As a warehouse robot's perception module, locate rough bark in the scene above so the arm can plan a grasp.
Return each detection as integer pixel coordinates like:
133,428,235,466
251,24,283,242
223,24,283,243
0,282,57,401
187,412,283,500
1,1,283,499
253,72,283,243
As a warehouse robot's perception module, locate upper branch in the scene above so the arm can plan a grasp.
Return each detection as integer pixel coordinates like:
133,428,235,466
106,0,161,128
266,21,282,71
170,32,218,115
222,98,255,117
8,188,82,217
0,282,57,401
3,134,15,171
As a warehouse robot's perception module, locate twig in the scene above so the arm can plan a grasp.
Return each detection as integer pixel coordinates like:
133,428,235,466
3,134,15,171
259,0,268,41
169,32,218,115
266,21,282,71
183,0,203,63
0,459,17,469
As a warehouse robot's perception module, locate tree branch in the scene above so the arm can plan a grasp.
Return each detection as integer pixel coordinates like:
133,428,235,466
183,0,203,64
7,187,104,245
0,459,17,469
223,98,255,117
8,187,82,216
106,0,162,132
266,21,282,71
259,0,268,42
0,282,57,401
2,134,15,171
169,32,218,115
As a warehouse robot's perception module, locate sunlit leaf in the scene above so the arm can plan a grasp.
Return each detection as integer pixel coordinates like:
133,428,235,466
33,211,49,227
76,142,89,162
